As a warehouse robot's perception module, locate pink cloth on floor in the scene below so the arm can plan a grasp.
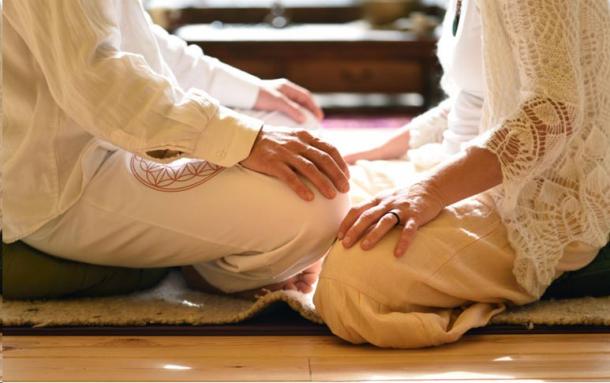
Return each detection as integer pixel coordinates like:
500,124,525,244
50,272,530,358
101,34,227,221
322,116,412,130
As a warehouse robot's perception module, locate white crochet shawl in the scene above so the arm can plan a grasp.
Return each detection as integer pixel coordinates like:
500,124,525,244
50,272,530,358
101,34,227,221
409,0,610,297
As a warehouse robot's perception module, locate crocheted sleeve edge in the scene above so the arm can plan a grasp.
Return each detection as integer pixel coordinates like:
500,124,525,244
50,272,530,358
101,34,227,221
473,0,585,213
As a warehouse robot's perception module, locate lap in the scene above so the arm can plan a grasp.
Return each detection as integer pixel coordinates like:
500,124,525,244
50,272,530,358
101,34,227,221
318,192,536,310
23,109,349,287
26,150,348,266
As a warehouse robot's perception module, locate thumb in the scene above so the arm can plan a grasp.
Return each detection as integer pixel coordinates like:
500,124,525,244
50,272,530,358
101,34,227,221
343,153,362,165
344,147,383,164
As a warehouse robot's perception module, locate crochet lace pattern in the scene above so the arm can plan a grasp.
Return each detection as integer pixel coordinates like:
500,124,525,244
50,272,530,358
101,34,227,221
479,0,610,296
410,0,610,297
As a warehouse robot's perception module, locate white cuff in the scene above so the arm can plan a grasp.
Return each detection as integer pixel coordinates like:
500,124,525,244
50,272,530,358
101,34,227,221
193,106,263,167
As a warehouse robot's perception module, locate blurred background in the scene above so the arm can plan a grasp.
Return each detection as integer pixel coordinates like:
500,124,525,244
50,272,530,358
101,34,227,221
145,0,447,117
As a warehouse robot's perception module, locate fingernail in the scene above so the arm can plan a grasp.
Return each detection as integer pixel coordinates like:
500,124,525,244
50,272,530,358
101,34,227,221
343,236,352,247
337,232,344,240
340,182,350,192
361,240,370,248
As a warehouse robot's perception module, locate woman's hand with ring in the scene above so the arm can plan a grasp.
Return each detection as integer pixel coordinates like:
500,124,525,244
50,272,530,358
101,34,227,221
337,180,446,257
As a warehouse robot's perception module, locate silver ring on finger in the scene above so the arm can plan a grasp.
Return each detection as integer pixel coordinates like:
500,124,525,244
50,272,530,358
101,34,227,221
386,210,402,226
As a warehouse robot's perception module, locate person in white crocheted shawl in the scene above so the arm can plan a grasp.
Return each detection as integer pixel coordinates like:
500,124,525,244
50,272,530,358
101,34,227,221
314,0,610,348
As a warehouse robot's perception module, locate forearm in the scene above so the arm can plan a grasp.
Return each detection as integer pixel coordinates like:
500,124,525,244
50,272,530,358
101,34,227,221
425,146,503,207
388,126,411,146
377,126,411,156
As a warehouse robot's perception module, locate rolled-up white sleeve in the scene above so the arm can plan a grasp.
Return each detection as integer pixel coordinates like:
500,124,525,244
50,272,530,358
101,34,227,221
5,0,261,167
148,16,261,110
407,99,452,149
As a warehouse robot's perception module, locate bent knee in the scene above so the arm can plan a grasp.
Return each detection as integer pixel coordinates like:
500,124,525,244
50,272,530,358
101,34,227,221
318,228,406,293
281,190,350,268
300,189,350,238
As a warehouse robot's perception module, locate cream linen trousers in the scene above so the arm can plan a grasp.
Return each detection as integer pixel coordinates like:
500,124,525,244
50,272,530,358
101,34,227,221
314,160,599,348
24,110,350,293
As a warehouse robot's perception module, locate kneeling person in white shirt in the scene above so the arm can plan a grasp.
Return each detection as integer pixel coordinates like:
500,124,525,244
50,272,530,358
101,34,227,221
3,0,350,295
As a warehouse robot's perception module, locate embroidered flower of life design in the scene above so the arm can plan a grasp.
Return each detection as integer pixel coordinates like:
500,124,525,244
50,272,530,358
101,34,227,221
130,155,224,192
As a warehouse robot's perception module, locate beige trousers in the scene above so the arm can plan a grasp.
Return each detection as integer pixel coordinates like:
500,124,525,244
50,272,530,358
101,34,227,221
24,110,350,293
314,161,598,349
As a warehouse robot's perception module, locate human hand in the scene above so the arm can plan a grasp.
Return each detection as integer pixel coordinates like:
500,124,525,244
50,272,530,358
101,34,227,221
338,180,445,257
343,128,411,164
263,257,324,294
240,126,350,201
254,79,324,123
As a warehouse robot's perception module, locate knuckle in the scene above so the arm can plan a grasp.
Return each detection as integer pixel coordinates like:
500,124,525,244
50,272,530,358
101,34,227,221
396,200,411,210
312,135,325,143
278,166,292,177
288,178,302,187
285,140,302,152
316,152,334,168
277,147,294,160
380,214,395,224
360,210,378,221
304,162,318,172
319,151,334,164
304,146,319,157
371,197,383,205
296,129,312,140
281,172,295,184
402,225,416,234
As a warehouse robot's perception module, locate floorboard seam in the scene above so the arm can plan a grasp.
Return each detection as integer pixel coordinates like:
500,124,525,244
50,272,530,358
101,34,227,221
307,357,312,382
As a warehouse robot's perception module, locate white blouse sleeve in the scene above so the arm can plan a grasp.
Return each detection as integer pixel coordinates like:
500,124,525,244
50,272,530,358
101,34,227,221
146,15,262,110
5,0,261,167
407,99,452,149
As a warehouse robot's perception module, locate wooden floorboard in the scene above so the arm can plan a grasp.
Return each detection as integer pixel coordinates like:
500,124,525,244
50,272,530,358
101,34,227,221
0,333,4,382
3,334,610,382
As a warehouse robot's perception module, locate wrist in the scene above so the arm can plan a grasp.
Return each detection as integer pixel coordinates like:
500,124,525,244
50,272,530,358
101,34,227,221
380,128,411,159
418,174,450,208
240,125,265,165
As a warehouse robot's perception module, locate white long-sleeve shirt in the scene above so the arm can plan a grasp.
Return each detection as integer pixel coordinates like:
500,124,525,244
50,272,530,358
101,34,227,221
2,0,265,242
407,0,484,163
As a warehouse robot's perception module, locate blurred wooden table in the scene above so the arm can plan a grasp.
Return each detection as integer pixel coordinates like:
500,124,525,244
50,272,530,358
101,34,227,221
176,23,442,114
152,0,363,28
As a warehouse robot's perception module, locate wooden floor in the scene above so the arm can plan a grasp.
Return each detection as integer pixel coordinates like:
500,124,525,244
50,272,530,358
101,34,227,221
2,333,610,382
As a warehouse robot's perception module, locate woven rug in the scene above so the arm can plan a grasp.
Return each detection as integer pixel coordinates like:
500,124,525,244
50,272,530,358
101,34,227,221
3,123,609,331
2,271,610,329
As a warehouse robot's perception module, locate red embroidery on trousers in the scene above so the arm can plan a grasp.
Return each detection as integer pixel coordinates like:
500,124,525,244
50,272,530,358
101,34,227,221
130,155,224,192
